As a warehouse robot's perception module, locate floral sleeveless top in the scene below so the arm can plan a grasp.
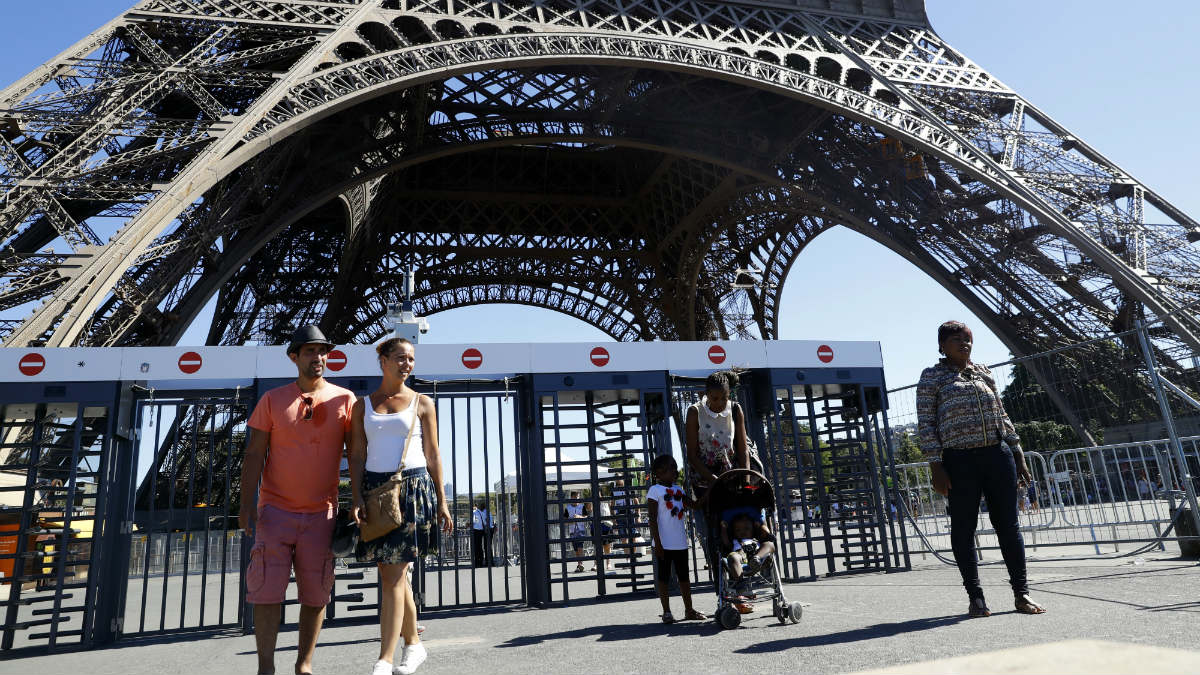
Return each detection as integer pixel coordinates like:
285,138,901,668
690,397,735,489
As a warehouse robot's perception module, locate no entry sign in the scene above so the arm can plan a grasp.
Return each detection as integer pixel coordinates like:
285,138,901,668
178,351,203,374
18,353,45,377
817,344,834,363
590,346,610,367
461,348,483,369
708,345,727,365
326,349,347,371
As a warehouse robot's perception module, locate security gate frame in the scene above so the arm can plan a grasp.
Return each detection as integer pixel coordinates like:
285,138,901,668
121,387,251,639
0,380,123,653
530,371,672,605
0,339,893,653
759,367,910,579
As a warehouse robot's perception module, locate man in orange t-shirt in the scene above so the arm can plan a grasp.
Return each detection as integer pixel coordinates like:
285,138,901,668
240,325,354,675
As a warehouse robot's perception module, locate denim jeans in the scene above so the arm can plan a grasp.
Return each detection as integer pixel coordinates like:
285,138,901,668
943,444,1029,600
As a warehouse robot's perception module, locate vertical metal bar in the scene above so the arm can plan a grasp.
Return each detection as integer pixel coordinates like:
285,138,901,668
241,381,265,636
511,385,527,603
875,382,911,570
2,405,45,650
159,404,180,632
465,395,477,605
618,396,643,589
551,392,568,603
139,402,163,633
199,404,216,626
219,402,233,625
432,394,443,610
584,391,604,597
47,405,87,647
859,386,891,572
772,392,800,581
90,385,135,647
180,404,199,628
779,382,816,580
804,387,834,575
495,394,510,601
521,381,547,607
451,396,461,607
1135,321,1200,538
481,393,494,602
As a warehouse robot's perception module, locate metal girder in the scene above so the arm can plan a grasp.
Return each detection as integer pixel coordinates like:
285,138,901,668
0,0,1196,380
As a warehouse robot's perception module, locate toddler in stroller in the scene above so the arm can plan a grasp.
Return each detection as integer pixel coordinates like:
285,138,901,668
705,469,803,629
721,510,776,608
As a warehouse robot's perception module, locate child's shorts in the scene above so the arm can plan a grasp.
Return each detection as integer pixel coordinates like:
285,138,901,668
657,548,688,581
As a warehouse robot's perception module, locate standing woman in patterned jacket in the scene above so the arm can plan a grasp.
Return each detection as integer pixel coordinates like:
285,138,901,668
917,321,1046,618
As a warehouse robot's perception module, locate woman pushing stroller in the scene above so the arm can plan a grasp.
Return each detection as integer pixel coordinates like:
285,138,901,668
685,371,751,548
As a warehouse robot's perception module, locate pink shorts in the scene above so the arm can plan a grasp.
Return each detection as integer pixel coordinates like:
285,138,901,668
245,504,335,607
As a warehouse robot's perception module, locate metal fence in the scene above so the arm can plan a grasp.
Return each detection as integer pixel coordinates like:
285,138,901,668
896,439,1199,558
887,318,1200,558
127,531,244,578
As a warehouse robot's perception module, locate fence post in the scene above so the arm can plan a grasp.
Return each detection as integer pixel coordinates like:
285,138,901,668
519,378,549,607
90,382,139,646
1134,320,1200,543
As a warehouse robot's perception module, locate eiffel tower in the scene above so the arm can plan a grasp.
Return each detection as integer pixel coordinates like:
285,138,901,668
2,0,1199,361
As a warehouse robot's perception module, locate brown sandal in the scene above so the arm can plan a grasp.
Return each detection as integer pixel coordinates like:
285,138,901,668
1014,594,1046,614
684,608,708,621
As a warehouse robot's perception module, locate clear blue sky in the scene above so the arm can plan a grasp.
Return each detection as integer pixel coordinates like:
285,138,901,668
2,1,1197,388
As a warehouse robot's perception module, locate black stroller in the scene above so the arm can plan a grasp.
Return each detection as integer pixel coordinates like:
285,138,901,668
703,468,803,629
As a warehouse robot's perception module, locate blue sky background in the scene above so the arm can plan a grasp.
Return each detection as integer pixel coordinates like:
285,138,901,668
1,1,1197,389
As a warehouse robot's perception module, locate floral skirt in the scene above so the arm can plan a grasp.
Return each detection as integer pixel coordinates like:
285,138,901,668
356,470,440,564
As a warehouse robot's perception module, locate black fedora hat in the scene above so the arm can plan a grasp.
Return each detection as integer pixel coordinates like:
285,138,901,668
287,325,335,355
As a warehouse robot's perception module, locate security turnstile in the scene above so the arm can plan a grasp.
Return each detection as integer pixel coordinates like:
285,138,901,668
0,339,908,652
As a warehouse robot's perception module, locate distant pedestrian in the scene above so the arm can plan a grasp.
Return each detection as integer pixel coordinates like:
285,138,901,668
240,326,354,675
1137,474,1152,498
646,455,706,623
350,337,454,675
593,491,615,572
472,502,494,568
564,492,587,572
918,320,1045,617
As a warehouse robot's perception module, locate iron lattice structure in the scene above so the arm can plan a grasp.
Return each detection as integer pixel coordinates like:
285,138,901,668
3,0,1200,362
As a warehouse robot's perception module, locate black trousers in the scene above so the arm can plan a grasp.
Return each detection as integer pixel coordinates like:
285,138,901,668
943,444,1029,600
472,529,488,568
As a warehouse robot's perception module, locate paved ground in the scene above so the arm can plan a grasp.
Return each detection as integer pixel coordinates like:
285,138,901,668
3,554,1198,675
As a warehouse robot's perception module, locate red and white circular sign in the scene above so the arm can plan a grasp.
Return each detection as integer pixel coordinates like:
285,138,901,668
708,345,727,365
461,348,483,370
326,349,347,372
590,346,610,367
178,351,203,374
817,344,834,364
18,353,45,377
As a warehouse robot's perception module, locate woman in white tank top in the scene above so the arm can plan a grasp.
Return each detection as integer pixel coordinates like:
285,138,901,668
362,391,426,473
348,338,452,675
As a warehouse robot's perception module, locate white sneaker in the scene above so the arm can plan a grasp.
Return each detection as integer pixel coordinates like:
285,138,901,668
371,659,393,675
394,642,427,675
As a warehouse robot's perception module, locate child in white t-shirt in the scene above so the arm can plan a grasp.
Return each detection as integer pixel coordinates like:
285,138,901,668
646,454,707,624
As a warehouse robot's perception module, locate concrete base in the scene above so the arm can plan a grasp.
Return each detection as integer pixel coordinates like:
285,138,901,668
851,639,1200,675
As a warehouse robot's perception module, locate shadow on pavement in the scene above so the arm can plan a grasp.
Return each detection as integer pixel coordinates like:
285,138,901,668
734,615,967,653
237,637,380,655
497,620,723,647
1033,586,1200,613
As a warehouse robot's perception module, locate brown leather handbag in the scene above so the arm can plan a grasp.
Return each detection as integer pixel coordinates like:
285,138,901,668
361,394,421,542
